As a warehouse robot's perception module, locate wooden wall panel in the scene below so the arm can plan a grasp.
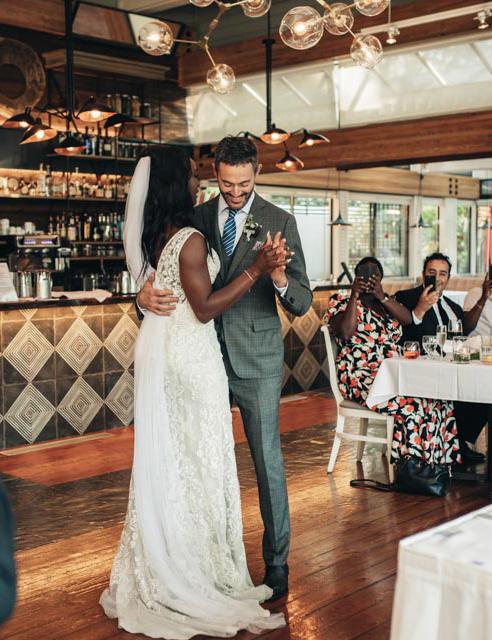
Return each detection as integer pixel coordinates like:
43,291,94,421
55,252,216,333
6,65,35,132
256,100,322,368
256,166,480,199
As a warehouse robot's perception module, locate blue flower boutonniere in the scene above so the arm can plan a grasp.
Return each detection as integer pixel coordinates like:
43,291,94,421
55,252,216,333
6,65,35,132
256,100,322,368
243,213,262,241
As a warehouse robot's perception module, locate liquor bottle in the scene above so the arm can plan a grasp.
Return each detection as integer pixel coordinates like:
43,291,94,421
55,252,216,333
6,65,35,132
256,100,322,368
83,127,92,155
45,164,52,197
96,182,104,199
103,135,112,157
38,163,47,196
92,217,101,241
48,215,54,234
67,214,77,241
59,213,67,239
76,215,82,241
104,179,113,200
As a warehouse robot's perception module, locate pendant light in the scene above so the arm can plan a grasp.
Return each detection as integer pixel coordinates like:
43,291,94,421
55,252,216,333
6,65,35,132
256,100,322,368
77,96,116,123
276,144,304,172
20,118,57,144
3,108,36,129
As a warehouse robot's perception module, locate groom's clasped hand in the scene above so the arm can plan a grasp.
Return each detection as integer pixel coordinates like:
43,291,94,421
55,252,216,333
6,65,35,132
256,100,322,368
253,231,293,275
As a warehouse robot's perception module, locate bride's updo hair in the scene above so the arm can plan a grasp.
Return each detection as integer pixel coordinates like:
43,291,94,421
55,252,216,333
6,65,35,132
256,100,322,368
140,145,196,271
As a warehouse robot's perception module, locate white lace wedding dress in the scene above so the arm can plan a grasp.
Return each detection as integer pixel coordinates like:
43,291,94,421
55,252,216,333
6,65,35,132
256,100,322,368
100,227,285,639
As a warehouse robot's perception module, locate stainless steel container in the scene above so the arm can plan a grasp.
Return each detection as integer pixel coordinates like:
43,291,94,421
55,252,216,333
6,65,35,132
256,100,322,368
17,271,33,298
120,270,131,294
36,271,52,299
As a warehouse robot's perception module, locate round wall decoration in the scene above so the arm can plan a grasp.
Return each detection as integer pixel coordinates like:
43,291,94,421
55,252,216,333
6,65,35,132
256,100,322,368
0,38,46,118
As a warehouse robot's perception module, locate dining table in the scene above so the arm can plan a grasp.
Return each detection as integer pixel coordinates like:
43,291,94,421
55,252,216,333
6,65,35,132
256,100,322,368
366,355,492,481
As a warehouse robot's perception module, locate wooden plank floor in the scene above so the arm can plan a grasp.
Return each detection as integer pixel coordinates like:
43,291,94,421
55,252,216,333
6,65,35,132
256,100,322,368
0,392,490,640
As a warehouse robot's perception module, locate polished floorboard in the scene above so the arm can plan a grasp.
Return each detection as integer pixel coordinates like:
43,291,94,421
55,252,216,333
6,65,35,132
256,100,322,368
0,391,490,640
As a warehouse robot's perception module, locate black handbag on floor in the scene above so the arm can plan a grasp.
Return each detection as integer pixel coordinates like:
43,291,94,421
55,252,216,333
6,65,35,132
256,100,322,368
350,456,450,498
393,456,449,497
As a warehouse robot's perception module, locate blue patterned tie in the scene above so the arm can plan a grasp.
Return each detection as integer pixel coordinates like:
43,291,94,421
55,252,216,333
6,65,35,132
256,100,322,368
222,208,239,257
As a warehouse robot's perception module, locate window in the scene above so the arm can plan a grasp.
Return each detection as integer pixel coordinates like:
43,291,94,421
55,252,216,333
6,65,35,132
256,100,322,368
420,202,439,259
476,205,491,274
347,199,409,276
258,189,331,280
456,203,472,274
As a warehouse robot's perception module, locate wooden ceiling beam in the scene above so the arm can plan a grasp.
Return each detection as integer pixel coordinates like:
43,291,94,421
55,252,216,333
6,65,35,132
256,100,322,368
195,109,492,178
179,0,487,86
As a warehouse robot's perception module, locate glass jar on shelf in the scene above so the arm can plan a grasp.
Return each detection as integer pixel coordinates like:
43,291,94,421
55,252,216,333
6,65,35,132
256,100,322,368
131,95,141,117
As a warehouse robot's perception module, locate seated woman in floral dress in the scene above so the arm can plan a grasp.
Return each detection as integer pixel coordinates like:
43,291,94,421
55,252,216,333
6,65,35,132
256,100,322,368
325,257,461,466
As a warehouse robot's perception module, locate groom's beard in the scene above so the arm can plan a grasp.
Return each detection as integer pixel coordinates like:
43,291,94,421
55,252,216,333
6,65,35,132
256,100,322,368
219,186,255,211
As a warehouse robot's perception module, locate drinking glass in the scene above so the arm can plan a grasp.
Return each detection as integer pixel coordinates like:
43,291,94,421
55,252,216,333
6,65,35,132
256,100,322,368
448,319,463,337
403,341,420,359
422,335,438,359
452,336,470,364
481,345,492,365
436,324,447,358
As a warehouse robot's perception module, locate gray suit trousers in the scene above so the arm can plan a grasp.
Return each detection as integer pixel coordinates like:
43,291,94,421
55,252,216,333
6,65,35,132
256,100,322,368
223,350,290,567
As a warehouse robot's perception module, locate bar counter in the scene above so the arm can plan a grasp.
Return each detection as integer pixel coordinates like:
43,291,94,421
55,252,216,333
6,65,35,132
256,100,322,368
0,286,342,449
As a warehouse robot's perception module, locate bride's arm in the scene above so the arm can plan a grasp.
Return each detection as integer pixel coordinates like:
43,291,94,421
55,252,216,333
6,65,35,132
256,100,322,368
180,233,285,324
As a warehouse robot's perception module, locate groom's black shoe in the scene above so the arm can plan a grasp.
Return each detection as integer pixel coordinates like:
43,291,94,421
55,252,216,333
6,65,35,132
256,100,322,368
263,564,289,601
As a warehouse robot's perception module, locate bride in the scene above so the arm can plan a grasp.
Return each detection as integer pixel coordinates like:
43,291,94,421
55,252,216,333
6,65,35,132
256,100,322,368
100,147,286,639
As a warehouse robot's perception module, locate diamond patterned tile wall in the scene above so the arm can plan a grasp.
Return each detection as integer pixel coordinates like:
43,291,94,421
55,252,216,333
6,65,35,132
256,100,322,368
0,291,333,448
3,322,53,381
4,384,56,444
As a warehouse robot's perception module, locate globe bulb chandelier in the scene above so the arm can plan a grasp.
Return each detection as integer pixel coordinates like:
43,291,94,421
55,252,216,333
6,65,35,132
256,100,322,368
137,0,271,94
280,0,390,69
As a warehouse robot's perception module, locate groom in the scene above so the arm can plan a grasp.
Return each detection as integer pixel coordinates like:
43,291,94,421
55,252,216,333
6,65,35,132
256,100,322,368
137,136,312,599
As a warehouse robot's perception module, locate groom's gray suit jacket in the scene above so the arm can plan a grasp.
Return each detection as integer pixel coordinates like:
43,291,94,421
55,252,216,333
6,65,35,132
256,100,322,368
194,193,312,379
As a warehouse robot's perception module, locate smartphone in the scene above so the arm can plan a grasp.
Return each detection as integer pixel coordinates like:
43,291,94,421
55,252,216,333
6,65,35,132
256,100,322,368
424,274,436,292
358,263,379,283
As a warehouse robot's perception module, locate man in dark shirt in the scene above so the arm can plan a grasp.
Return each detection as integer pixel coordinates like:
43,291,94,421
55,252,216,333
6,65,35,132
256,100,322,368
0,479,16,625
395,252,490,465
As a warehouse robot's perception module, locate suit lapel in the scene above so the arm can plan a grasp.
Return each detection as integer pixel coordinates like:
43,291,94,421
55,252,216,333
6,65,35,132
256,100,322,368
226,193,268,281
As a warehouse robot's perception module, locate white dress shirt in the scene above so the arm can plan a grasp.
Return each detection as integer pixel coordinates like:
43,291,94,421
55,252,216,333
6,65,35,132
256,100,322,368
218,193,288,297
412,296,459,326
218,193,254,251
464,287,492,337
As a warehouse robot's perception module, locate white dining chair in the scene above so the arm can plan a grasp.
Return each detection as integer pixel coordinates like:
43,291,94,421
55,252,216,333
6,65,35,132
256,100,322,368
321,325,395,483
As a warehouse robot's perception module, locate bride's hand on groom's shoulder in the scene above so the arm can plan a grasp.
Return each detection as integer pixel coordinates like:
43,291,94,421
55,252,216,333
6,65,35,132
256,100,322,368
137,273,179,316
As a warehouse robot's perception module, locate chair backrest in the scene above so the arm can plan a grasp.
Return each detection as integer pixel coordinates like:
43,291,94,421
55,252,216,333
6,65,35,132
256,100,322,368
321,325,344,406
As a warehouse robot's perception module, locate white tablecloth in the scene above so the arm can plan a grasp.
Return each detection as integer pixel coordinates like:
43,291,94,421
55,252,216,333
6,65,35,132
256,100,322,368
391,504,492,640
366,356,492,407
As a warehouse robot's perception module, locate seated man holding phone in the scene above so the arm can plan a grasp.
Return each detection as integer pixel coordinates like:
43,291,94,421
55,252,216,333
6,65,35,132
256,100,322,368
395,252,491,465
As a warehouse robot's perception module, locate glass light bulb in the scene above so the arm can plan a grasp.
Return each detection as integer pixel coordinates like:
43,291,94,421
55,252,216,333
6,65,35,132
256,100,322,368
323,3,354,36
90,109,102,120
138,20,174,56
207,64,235,94
271,131,281,141
242,0,271,18
354,0,390,17
306,138,314,146
190,0,215,6
19,121,28,128
279,6,324,50
35,129,45,140
350,35,383,69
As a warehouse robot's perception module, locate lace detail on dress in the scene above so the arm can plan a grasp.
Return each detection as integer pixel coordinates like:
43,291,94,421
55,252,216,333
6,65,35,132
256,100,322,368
156,227,220,303
100,226,284,638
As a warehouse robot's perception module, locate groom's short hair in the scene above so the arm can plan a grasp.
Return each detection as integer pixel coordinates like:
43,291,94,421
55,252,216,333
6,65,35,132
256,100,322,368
214,136,258,171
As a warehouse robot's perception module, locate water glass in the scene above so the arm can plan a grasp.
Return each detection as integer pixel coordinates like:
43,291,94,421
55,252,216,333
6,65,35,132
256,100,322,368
403,341,420,359
453,336,470,364
422,335,438,359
